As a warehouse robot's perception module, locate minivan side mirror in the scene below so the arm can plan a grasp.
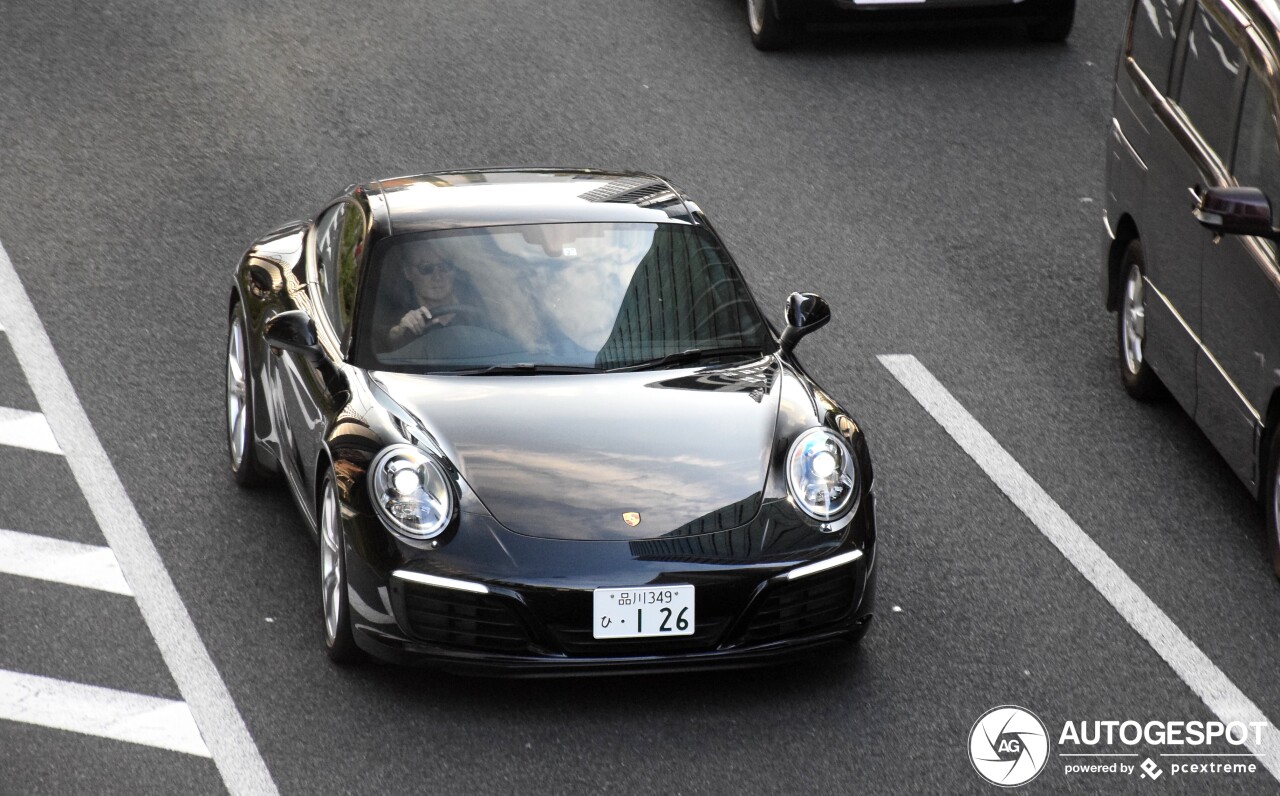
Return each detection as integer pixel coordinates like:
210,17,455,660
1194,186,1279,239
778,292,831,355
264,310,323,364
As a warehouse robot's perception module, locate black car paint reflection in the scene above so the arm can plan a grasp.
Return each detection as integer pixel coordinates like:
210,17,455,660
227,168,877,674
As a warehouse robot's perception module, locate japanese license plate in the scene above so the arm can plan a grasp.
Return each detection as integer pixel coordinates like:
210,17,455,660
592,585,695,639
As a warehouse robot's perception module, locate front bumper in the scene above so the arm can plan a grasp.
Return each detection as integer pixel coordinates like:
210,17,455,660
343,495,878,675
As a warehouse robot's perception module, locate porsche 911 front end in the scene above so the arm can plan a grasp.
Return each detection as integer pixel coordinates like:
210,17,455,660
333,359,878,674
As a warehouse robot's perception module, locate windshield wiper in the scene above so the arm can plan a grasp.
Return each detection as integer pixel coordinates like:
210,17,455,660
446,363,603,376
607,347,770,373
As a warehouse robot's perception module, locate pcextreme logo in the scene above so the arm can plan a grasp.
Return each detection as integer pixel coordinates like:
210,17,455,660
968,705,1051,787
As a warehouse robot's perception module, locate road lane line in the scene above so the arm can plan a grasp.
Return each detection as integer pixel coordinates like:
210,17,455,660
0,406,62,454
878,354,1280,781
0,244,278,795
0,669,210,757
0,528,132,595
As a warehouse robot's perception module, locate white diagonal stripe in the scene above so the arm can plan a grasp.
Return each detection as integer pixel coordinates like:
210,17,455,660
0,243,278,793
0,406,62,454
0,669,210,757
878,354,1280,782
0,528,132,595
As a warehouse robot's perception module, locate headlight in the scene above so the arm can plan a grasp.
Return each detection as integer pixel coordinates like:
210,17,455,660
786,427,858,521
368,444,454,540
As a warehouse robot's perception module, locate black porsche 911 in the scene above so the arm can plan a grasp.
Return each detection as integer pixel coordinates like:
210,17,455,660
225,168,877,674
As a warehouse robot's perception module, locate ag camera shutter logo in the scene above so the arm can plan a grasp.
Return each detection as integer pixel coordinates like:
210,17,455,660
968,705,1051,787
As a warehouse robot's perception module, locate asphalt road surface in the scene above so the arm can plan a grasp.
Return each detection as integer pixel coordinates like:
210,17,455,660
3,0,1279,793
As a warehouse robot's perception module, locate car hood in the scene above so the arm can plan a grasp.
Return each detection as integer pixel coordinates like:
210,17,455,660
370,360,781,541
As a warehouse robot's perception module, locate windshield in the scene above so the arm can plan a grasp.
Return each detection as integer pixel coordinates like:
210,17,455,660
352,222,774,373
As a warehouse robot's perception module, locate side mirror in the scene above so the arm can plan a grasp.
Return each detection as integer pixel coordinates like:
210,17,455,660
1194,186,1278,239
264,310,322,364
778,292,831,355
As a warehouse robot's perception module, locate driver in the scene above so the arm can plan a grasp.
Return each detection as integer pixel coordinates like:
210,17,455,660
385,249,468,349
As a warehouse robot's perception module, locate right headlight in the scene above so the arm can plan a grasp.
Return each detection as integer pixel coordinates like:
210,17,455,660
786,427,858,521
368,444,454,540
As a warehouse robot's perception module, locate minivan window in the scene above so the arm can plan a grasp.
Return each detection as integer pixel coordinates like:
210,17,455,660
1234,68,1280,233
1129,0,1186,90
1176,3,1243,158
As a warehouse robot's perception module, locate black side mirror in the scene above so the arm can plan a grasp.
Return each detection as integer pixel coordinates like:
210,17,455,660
778,292,831,355
264,310,322,364
1194,186,1278,239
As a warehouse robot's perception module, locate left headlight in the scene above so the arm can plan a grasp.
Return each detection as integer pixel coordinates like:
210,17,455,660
786,427,858,522
368,444,454,540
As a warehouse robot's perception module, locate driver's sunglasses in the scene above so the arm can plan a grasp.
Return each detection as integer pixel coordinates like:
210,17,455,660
412,262,451,277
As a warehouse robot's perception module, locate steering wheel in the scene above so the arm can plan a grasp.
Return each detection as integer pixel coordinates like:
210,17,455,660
427,304,485,324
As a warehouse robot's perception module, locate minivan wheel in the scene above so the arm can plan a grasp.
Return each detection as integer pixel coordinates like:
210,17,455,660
1118,240,1162,401
1264,431,1280,580
1027,0,1075,42
748,0,794,51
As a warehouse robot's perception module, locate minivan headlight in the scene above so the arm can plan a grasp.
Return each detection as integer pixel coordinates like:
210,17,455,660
786,427,857,521
368,444,454,540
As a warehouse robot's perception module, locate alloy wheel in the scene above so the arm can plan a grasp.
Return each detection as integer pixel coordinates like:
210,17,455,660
1121,263,1146,375
320,479,344,644
748,0,765,35
226,315,248,470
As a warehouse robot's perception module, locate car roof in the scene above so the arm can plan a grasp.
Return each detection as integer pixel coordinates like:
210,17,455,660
365,168,699,235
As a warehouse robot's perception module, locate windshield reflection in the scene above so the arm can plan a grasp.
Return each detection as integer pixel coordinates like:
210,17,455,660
353,222,771,373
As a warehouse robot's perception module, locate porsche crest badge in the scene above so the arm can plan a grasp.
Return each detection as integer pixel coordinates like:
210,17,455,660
622,512,641,527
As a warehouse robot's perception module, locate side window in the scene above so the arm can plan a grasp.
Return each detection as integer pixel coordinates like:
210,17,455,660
334,204,366,336
1129,0,1186,90
312,203,354,339
1176,3,1243,157
314,204,343,291
1234,68,1280,234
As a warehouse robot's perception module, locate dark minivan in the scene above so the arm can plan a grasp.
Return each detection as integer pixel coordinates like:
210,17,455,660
1104,0,1280,574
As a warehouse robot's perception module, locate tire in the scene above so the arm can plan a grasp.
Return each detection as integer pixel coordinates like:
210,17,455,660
226,304,272,486
320,471,363,663
1117,240,1162,401
1027,0,1075,42
1263,430,1280,580
747,0,794,51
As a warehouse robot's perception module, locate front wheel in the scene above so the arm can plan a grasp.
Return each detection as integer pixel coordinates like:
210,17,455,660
320,472,362,663
226,305,272,486
1027,0,1075,42
747,0,794,51
1117,240,1162,401
1264,431,1280,580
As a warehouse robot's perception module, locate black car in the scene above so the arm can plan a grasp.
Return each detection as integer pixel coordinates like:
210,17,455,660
226,168,876,673
1103,0,1280,575
745,0,1075,50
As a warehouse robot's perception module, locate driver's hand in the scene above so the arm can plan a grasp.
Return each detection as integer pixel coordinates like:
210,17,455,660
390,308,431,343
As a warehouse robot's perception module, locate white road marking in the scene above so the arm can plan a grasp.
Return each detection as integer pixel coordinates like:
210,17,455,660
0,669,210,757
0,528,132,595
0,244,278,795
878,354,1280,782
0,406,62,454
